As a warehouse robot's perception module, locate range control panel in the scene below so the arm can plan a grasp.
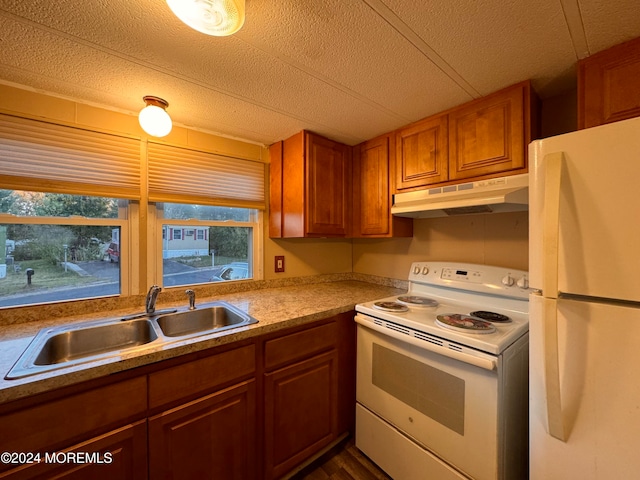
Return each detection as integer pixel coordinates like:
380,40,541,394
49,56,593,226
409,262,530,299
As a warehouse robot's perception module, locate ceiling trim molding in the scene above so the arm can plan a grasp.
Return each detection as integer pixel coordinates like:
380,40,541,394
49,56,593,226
559,0,590,59
361,0,481,99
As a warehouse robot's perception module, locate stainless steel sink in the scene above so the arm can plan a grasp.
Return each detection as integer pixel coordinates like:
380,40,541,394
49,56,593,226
6,319,159,379
156,302,257,338
5,301,258,380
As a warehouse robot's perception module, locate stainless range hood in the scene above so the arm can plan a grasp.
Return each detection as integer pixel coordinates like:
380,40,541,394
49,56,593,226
391,173,528,218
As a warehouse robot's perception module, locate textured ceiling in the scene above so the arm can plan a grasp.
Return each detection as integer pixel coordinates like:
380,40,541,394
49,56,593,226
0,0,639,147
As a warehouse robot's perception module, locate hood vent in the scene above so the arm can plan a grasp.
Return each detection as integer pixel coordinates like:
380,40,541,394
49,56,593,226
391,173,528,218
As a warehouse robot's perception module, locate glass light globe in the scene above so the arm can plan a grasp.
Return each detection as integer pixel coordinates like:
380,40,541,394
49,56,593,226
139,104,172,138
166,0,245,36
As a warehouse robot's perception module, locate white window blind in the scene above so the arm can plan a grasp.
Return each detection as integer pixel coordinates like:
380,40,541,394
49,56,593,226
147,142,265,209
0,114,141,199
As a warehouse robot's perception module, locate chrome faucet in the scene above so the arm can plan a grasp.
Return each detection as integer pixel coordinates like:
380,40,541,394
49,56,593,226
186,289,196,310
146,285,162,315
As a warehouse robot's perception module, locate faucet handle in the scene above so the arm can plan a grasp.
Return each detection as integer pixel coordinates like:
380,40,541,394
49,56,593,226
186,289,196,310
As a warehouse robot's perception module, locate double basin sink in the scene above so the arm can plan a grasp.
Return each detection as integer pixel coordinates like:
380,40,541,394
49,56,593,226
6,302,258,380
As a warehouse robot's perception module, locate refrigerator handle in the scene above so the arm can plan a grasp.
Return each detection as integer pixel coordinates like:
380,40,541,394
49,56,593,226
543,297,567,441
541,152,564,298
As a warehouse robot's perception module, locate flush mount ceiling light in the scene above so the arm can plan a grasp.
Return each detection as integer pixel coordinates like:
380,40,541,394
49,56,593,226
166,0,245,36
139,96,172,138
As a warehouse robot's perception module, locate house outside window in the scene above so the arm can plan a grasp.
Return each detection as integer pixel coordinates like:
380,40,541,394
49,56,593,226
157,203,258,288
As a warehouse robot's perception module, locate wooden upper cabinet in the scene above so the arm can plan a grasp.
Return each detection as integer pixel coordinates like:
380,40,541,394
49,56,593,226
353,134,412,238
269,131,351,238
393,80,537,193
395,113,448,191
449,81,530,181
578,36,640,129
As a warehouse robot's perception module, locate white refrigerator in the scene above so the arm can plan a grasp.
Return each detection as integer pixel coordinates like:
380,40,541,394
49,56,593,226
529,116,640,479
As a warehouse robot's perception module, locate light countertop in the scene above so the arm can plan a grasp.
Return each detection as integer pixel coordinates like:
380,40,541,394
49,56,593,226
0,279,403,405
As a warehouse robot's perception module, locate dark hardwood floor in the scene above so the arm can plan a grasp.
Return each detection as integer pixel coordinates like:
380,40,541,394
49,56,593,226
291,437,391,480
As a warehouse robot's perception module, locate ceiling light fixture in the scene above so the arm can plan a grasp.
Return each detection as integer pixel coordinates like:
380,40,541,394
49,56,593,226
166,0,245,37
139,96,172,138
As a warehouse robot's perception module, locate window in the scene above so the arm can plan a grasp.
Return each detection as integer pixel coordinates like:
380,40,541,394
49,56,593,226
0,190,128,307
156,203,259,288
0,114,265,308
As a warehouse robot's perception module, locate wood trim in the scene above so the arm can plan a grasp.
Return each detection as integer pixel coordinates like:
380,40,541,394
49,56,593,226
269,141,283,237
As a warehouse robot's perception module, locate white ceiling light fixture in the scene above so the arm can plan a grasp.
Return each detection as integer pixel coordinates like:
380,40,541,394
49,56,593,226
166,0,245,37
139,96,172,138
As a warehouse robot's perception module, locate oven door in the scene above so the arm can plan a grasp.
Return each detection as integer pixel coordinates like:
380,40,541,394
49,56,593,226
356,314,500,480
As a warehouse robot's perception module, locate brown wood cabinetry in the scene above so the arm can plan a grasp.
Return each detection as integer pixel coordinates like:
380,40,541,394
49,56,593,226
269,130,351,238
578,36,640,129
394,80,538,193
395,113,449,191
0,377,148,479
149,380,256,480
262,313,355,479
353,135,412,238
147,343,257,480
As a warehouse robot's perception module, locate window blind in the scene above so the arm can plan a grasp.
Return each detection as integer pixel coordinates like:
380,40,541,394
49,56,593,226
0,114,141,199
147,142,265,209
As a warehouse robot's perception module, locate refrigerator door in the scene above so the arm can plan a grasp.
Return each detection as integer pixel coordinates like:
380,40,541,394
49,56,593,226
530,295,640,479
529,117,640,302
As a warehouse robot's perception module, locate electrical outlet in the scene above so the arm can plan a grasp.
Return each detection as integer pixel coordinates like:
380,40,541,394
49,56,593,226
275,255,285,273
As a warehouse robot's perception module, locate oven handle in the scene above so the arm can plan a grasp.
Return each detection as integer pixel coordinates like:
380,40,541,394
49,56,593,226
355,314,496,371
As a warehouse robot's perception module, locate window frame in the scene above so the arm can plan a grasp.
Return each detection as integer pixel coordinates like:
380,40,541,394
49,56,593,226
0,206,133,302
148,204,263,289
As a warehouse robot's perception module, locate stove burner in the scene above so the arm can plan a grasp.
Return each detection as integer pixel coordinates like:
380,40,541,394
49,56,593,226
396,295,439,308
435,314,496,334
373,301,409,313
470,311,511,323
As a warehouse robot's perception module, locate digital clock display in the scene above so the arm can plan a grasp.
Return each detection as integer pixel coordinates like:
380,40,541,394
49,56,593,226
456,270,468,275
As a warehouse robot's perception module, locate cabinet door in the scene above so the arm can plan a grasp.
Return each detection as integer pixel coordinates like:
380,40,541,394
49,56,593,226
0,421,147,480
353,135,412,237
264,350,338,479
395,114,449,191
448,82,526,181
578,36,640,129
305,132,351,236
148,380,256,480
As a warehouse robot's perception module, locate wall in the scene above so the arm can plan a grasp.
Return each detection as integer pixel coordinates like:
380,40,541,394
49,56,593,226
352,212,529,280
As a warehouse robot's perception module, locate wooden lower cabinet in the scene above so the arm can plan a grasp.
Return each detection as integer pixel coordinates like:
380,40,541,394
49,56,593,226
262,312,355,479
1,314,357,480
264,350,338,479
149,380,257,480
0,421,147,480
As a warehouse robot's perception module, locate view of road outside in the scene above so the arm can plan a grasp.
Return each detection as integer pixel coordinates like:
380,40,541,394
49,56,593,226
0,192,253,308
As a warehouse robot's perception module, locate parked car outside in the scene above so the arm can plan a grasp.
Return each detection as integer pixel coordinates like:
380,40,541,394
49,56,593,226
210,262,249,282
106,242,119,263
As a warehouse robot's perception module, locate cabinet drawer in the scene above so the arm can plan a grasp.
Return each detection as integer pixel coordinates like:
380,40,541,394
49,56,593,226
0,377,147,463
0,420,148,480
148,344,256,409
264,321,337,372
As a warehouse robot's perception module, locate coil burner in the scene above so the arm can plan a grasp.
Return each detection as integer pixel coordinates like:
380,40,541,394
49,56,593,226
470,311,511,323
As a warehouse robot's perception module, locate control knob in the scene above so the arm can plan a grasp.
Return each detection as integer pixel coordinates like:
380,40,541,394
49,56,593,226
413,266,421,275
422,266,429,275
501,275,515,287
517,277,529,289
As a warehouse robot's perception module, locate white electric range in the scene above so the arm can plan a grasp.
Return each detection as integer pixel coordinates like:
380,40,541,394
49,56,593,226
355,262,530,480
